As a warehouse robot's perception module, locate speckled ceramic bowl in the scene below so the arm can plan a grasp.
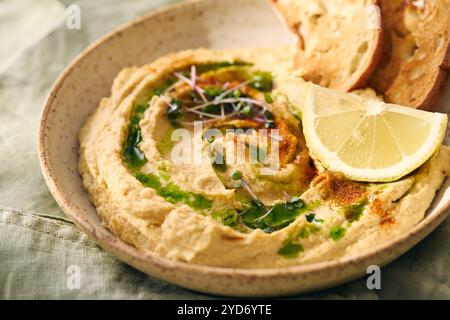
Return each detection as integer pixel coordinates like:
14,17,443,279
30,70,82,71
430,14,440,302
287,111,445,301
38,0,450,297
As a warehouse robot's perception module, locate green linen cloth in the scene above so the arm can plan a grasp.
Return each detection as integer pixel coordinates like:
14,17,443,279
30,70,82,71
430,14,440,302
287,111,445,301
0,0,448,299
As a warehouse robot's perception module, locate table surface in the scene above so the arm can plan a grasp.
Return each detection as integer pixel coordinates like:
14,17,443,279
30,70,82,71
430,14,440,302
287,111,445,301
0,0,448,299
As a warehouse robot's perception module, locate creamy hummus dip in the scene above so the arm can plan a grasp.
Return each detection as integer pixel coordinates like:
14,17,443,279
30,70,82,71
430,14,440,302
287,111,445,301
79,48,450,268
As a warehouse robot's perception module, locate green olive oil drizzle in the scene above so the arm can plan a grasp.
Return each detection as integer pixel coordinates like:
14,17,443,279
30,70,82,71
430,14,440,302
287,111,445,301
241,199,321,233
342,200,368,223
277,217,322,259
122,62,253,212
135,172,212,210
121,62,313,233
277,241,304,258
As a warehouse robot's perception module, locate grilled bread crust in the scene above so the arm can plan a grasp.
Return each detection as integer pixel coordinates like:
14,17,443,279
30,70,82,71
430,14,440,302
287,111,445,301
370,0,450,110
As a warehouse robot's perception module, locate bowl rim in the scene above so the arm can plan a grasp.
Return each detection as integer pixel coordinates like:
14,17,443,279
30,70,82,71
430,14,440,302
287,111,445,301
38,0,450,278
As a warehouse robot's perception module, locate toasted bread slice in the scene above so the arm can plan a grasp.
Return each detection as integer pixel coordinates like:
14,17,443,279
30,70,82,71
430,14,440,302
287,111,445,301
271,0,383,91
370,0,450,110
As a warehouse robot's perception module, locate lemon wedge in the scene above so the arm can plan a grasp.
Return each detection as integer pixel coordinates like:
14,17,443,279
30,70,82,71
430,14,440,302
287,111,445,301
301,84,448,182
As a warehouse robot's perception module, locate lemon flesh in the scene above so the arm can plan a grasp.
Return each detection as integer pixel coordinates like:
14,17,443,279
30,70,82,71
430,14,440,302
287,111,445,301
301,84,448,182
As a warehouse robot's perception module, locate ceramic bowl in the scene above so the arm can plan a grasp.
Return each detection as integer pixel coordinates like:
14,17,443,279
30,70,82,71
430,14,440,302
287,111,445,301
38,0,450,297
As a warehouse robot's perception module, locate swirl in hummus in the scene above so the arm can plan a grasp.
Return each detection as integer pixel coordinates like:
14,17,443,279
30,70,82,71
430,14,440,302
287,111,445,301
78,48,450,268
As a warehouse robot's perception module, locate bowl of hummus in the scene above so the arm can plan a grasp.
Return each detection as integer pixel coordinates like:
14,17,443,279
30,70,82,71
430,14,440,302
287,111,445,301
38,0,450,296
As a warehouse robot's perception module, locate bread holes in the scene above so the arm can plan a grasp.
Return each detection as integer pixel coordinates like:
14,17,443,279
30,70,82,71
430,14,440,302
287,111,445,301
436,34,444,50
296,22,306,50
322,78,331,87
349,54,362,76
349,42,368,76
402,37,419,61
393,26,411,39
302,72,330,88
320,78,331,88
309,13,322,25
302,72,322,84
408,45,419,60
358,41,369,54
408,63,424,81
